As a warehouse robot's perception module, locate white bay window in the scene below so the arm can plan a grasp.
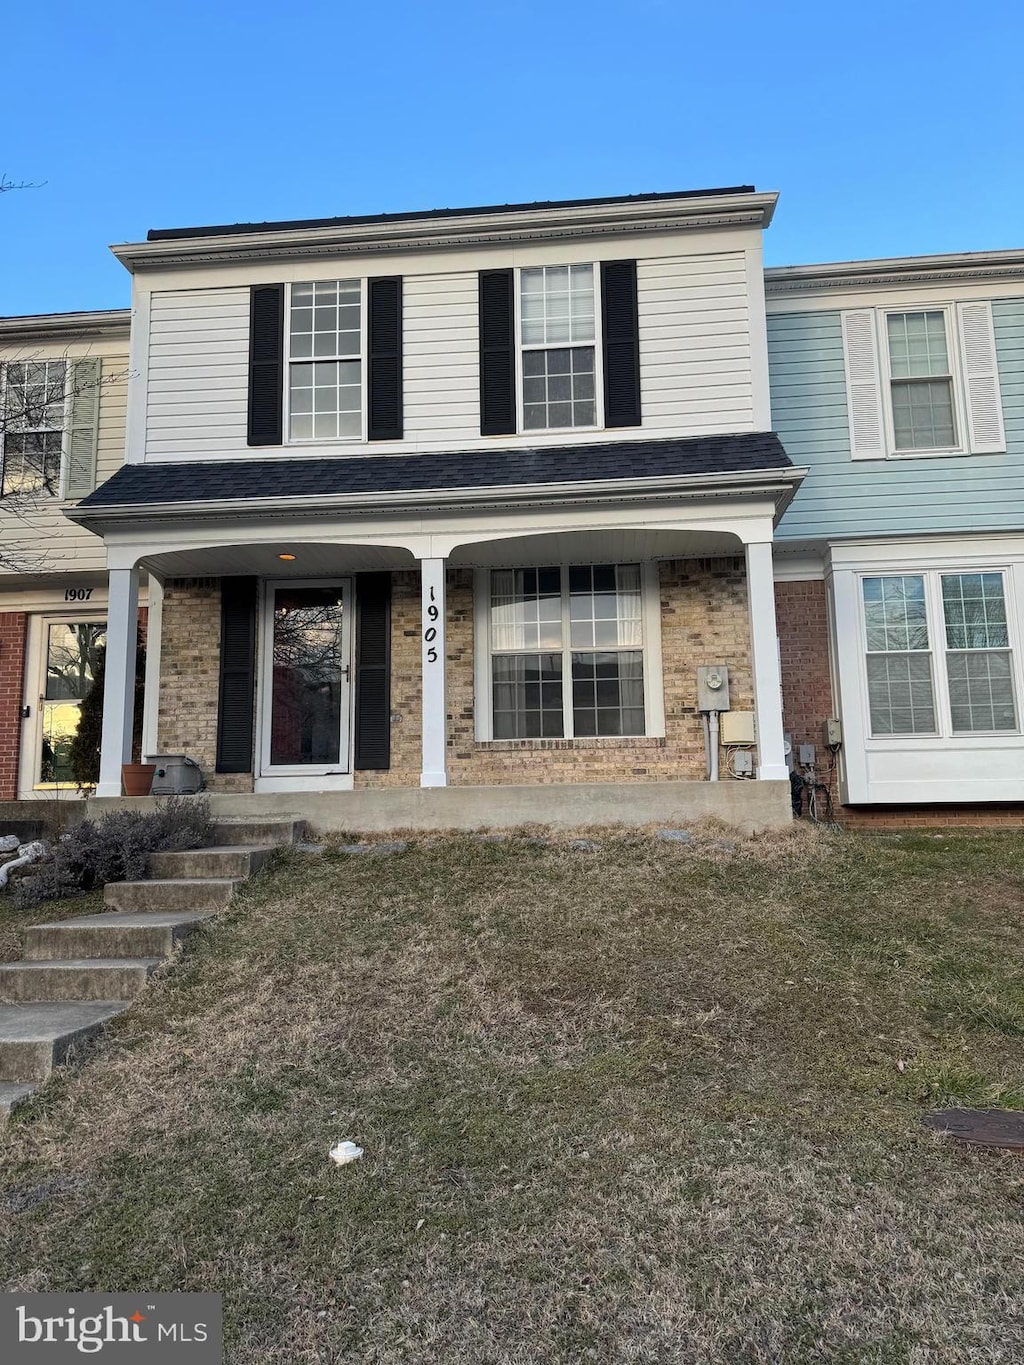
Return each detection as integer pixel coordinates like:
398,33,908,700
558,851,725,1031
862,571,1017,737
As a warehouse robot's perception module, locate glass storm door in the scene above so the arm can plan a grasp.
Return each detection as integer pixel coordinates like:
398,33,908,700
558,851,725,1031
38,620,106,787
260,582,352,775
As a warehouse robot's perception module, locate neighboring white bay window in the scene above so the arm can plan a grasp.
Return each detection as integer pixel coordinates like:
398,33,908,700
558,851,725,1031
481,563,660,740
861,570,1017,737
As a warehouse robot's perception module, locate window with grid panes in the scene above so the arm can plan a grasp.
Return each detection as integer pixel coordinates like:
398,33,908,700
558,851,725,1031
1,360,66,496
941,573,1017,732
489,565,644,738
885,312,957,451
519,265,596,430
287,281,362,440
862,575,936,734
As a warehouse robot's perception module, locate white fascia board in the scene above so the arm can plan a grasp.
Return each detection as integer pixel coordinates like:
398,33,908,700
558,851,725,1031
112,192,779,271
765,247,1024,297
827,530,1024,571
0,310,130,342
66,466,806,534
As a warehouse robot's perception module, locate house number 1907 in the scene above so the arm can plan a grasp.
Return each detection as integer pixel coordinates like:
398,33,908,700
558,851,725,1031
64,587,94,602
424,587,439,663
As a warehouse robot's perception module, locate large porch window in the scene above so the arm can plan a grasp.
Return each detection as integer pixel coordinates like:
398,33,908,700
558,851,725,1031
488,564,646,738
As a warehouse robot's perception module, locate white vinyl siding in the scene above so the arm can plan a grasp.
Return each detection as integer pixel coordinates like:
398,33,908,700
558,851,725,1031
637,252,754,434
139,240,762,461
146,288,249,456
0,352,128,577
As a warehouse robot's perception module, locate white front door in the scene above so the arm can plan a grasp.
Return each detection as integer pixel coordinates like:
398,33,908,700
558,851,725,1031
258,580,353,781
19,615,107,796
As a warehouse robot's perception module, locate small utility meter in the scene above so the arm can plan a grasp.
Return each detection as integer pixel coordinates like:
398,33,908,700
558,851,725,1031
696,664,731,713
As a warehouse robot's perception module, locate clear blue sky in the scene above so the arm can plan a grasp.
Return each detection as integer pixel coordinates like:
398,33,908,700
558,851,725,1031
3,0,1022,316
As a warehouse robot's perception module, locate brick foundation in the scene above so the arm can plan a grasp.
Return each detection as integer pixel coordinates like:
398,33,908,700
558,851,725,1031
0,612,27,801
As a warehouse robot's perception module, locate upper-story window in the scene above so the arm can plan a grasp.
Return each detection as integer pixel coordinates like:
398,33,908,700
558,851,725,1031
885,311,956,451
841,301,1005,460
1,360,67,496
286,280,363,441
519,265,597,430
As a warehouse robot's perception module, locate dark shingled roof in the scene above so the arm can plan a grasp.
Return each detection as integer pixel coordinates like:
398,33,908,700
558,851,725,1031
146,186,757,242
78,434,793,511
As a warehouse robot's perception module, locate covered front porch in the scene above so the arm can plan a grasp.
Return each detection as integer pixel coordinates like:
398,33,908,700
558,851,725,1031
68,444,800,825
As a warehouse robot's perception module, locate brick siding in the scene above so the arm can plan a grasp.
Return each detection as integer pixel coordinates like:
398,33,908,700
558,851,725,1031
0,612,27,800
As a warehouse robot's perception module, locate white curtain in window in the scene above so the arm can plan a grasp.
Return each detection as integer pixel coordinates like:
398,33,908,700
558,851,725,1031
615,565,643,647
490,570,523,652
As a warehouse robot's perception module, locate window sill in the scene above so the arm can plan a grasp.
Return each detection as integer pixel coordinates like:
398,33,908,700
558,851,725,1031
478,736,666,751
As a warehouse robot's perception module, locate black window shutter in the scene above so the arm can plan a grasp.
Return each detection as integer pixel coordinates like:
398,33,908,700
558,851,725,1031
354,572,391,770
247,284,284,446
479,269,516,436
368,277,403,440
601,260,641,428
216,576,257,773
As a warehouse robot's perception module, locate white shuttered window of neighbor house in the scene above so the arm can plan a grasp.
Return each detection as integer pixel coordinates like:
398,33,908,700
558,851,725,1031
842,301,1006,459
0,357,101,499
861,571,1018,737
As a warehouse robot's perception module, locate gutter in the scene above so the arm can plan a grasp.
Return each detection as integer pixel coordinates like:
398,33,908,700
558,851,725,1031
67,465,806,532
0,309,131,342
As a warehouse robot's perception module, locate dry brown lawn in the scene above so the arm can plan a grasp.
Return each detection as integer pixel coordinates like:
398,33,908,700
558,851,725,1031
1,823,1023,1363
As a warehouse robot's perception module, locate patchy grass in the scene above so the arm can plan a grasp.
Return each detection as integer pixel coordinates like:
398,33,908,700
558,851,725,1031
2,824,1024,1363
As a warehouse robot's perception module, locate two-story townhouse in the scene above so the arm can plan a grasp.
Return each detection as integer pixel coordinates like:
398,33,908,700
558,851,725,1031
0,310,149,804
768,250,1024,823
68,187,802,831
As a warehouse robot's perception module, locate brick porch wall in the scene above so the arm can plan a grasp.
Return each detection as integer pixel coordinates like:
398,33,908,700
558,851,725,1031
0,612,27,801
159,565,756,793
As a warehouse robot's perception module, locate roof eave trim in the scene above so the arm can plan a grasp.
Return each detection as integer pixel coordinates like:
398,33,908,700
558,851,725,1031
765,248,1024,295
67,465,805,529
111,193,779,271
0,309,131,342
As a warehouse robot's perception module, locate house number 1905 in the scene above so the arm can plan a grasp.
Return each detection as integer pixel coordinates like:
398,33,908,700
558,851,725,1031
424,587,439,663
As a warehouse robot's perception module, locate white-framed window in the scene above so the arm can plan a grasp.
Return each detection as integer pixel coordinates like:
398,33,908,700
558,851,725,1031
483,563,654,739
0,359,67,497
518,264,600,431
285,280,363,441
841,300,1005,460
861,570,1018,737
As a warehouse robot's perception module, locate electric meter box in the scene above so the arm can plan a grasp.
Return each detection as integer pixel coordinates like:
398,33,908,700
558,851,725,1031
148,754,205,796
696,664,731,712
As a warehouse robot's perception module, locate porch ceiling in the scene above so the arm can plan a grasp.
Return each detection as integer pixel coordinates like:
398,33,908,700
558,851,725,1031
448,527,744,566
141,541,417,579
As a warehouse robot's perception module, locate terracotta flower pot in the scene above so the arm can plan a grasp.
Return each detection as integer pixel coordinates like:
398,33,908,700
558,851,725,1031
122,763,156,797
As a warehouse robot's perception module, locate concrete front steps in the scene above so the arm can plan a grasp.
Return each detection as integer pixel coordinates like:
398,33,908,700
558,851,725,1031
0,815,302,1129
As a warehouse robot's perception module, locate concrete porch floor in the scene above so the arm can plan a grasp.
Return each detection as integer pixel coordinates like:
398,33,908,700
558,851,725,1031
86,779,792,836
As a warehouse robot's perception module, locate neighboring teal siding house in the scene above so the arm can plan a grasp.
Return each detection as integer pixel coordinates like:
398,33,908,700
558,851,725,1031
766,251,1024,811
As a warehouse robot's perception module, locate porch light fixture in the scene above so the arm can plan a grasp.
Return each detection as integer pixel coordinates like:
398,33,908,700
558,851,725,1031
278,553,296,561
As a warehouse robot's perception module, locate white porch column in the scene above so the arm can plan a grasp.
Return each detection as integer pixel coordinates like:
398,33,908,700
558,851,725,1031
744,540,789,782
96,565,140,797
419,557,448,787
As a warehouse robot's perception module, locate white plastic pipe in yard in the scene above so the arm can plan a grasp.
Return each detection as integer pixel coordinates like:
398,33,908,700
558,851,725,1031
701,711,720,782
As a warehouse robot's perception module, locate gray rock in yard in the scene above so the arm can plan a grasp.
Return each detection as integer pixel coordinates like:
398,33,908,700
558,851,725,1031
569,839,601,853
293,842,325,855
471,834,509,844
656,828,692,844
714,839,739,853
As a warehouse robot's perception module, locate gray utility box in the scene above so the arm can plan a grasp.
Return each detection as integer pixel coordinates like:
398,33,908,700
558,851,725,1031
148,754,205,796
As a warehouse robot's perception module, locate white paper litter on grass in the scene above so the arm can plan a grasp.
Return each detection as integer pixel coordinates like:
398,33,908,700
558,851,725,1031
329,1140,364,1166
